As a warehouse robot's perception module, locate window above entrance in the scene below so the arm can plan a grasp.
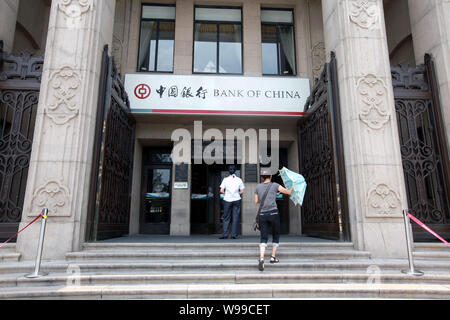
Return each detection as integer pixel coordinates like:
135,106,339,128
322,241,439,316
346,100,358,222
138,4,176,73
193,6,243,75
261,9,297,76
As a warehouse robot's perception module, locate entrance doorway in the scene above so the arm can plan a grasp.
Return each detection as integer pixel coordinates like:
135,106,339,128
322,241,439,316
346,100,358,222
140,148,173,235
191,164,242,235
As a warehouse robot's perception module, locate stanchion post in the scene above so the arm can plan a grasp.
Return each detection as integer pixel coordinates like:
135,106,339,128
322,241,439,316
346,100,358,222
25,209,49,279
401,209,424,276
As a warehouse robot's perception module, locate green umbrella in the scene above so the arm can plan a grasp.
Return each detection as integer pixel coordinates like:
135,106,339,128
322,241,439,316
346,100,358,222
279,167,307,206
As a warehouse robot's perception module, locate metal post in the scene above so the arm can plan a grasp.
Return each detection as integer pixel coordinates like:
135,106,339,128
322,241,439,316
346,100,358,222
401,210,424,276
26,209,49,279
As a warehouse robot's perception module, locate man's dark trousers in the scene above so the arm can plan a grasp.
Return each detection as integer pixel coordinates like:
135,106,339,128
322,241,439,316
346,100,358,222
222,200,241,238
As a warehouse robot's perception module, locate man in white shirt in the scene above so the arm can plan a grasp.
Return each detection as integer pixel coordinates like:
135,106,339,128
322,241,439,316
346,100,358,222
219,166,245,239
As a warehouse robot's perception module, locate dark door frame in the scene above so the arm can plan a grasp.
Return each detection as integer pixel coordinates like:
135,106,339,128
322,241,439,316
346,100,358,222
392,54,450,241
140,164,172,235
190,163,243,235
297,51,350,241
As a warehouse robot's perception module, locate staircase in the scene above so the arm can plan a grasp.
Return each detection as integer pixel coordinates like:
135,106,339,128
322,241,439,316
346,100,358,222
0,238,450,299
0,244,21,262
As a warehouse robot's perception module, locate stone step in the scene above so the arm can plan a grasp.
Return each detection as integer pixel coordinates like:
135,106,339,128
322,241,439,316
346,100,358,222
414,243,450,251
1,271,450,289
414,251,450,260
82,242,356,251
2,259,450,275
1,282,450,299
66,250,371,261
0,252,21,262
0,244,21,262
0,244,16,250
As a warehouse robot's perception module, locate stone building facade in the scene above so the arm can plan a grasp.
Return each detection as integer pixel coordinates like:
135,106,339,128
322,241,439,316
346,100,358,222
0,0,449,262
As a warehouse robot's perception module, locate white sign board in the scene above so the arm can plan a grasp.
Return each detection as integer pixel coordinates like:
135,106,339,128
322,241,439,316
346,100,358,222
173,182,189,189
124,74,310,116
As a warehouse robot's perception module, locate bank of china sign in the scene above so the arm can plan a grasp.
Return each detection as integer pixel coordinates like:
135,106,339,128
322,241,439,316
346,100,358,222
125,74,310,116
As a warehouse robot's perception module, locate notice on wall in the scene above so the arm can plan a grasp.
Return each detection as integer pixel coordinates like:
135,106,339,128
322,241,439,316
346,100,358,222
125,74,310,116
245,164,258,183
175,164,189,182
173,182,188,190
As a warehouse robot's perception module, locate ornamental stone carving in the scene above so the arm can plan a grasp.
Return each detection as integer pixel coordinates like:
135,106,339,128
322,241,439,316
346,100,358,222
45,66,81,125
58,0,93,17
357,74,391,130
349,0,379,30
32,180,70,215
367,184,401,216
58,0,94,28
112,35,123,75
312,42,325,80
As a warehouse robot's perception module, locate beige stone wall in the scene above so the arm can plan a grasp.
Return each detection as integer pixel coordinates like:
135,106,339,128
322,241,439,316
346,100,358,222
322,0,409,258
17,0,117,260
384,0,415,66
112,0,132,75
112,0,314,236
0,0,19,52
12,0,50,55
113,0,323,83
308,0,326,80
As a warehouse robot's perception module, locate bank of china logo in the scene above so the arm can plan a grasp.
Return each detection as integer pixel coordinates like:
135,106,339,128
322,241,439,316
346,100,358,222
135,84,151,100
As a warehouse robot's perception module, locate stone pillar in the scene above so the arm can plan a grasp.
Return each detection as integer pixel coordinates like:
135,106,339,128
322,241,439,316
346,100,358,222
308,0,326,81
243,1,262,76
408,0,450,156
170,164,192,236
0,0,19,52
17,0,116,260
321,0,409,258
241,140,259,235
173,0,193,75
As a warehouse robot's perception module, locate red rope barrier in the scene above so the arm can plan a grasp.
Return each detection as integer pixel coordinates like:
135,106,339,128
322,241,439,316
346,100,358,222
0,214,44,249
406,211,450,247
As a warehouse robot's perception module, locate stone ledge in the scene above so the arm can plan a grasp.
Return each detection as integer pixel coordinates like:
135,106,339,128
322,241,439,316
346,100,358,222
1,283,450,300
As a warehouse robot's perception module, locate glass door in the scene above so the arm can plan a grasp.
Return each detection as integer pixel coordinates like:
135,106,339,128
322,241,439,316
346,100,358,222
140,166,172,234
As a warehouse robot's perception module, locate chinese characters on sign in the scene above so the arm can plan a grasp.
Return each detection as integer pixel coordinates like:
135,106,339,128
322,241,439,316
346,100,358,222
125,74,311,115
156,85,208,100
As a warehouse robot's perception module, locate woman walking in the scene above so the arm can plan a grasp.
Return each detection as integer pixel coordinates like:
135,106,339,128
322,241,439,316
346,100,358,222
255,168,293,272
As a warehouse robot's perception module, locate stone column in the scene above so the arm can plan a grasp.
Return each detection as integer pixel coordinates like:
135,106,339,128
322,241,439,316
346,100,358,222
173,0,194,75
170,164,192,236
408,0,450,156
241,140,259,236
17,0,116,260
0,0,19,52
321,0,409,258
243,1,262,76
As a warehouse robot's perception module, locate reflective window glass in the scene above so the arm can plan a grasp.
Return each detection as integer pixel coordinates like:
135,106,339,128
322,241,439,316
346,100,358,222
195,8,241,22
193,7,243,74
194,23,218,73
142,5,176,19
219,24,242,74
138,5,175,72
261,9,297,76
262,25,278,75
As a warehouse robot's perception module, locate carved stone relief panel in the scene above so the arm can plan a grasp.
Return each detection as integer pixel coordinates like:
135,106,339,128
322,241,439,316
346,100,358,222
32,180,71,216
45,65,81,125
312,42,325,80
349,0,379,30
366,183,401,217
357,74,391,130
